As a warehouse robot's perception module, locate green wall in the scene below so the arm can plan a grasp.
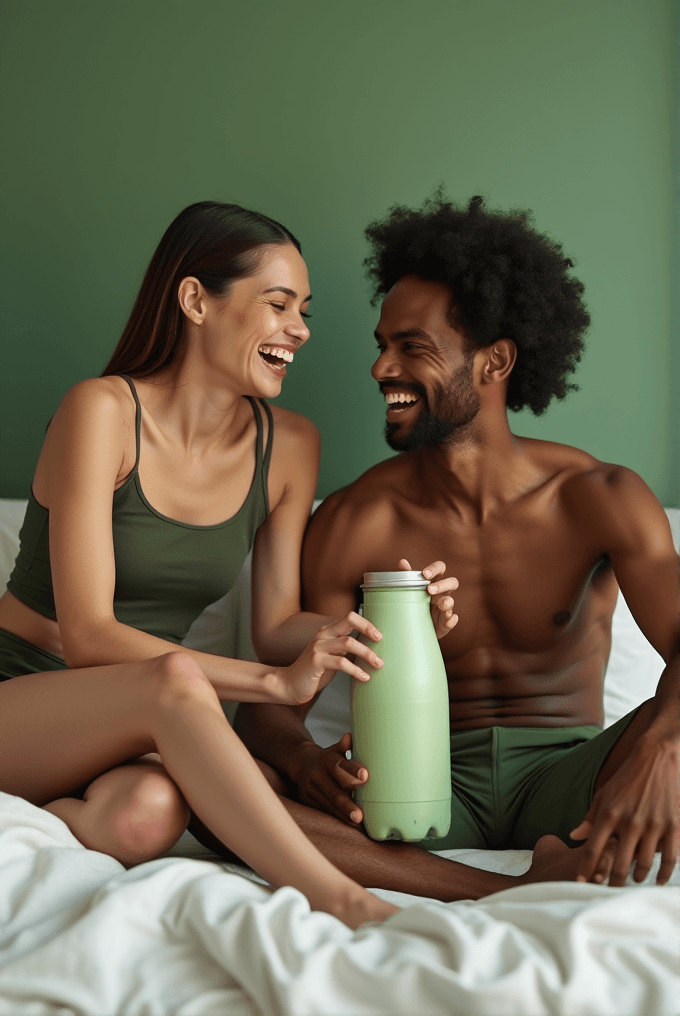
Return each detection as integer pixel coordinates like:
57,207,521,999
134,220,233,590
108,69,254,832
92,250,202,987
1,0,676,504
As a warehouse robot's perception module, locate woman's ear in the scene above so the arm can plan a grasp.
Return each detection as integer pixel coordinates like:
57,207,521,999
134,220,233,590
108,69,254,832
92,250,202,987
481,338,516,385
178,277,206,325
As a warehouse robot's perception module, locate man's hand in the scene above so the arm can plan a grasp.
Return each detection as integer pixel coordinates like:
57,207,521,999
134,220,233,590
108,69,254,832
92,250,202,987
398,558,459,639
571,737,680,886
293,732,368,826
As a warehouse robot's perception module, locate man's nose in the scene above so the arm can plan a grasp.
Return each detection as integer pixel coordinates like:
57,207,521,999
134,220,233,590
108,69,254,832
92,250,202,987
371,348,401,381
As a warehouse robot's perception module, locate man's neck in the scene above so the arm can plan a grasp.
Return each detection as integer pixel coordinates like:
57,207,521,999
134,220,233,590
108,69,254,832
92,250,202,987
413,414,540,522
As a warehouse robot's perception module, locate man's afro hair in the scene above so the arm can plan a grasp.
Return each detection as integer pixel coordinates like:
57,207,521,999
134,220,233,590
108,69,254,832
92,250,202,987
364,190,590,415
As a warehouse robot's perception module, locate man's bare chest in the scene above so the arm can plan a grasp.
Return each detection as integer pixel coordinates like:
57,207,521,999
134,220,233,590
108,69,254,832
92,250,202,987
360,505,616,658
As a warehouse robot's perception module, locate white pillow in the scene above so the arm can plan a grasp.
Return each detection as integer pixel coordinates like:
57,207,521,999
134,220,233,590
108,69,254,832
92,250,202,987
0,499,26,596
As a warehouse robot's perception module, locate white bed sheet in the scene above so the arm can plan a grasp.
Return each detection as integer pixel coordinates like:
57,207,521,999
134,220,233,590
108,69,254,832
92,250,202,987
0,791,678,1016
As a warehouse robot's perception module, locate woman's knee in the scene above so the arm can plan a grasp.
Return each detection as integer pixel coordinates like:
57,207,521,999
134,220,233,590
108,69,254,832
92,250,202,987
151,652,218,711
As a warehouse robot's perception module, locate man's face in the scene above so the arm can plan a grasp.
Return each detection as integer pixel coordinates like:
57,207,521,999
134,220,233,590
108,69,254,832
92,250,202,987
371,275,481,452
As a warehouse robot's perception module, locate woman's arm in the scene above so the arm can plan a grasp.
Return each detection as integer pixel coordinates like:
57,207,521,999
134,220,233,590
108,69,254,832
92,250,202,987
44,382,377,704
250,408,358,663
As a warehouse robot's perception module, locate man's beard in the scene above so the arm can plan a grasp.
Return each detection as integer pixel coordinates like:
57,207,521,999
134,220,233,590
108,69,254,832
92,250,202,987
384,356,480,452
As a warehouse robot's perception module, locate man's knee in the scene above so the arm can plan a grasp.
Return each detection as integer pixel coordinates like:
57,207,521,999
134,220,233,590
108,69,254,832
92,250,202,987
255,757,295,798
107,766,190,864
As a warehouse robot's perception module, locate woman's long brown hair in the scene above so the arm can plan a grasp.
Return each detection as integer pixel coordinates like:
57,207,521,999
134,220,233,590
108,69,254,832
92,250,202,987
102,201,301,379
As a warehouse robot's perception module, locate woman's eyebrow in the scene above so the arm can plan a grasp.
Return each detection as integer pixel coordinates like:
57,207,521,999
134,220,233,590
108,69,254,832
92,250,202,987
263,286,312,302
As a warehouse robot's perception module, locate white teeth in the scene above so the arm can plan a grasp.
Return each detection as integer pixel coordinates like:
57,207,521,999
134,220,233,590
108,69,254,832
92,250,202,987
259,345,294,363
385,392,418,404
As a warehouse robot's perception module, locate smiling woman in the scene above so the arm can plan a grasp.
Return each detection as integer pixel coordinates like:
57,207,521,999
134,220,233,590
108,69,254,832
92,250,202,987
0,200,399,929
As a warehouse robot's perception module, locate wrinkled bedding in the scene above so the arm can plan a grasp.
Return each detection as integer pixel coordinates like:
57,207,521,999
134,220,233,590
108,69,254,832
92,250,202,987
1,792,678,1016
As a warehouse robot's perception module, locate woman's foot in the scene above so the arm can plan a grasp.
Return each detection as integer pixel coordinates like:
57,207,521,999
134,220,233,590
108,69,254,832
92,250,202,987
332,888,401,929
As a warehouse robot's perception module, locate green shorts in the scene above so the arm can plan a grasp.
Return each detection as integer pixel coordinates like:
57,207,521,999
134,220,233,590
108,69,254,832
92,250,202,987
421,708,640,851
0,628,67,681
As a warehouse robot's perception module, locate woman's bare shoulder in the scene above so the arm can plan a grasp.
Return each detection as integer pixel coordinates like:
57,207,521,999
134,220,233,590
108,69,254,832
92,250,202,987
50,376,134,429
268,403,319,442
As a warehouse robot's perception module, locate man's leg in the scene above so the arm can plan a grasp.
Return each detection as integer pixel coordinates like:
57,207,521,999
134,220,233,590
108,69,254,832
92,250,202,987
192,759,586,901
592,699,654,792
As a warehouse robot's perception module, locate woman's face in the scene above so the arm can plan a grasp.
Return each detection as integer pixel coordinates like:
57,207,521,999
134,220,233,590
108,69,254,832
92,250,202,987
198,243,312,398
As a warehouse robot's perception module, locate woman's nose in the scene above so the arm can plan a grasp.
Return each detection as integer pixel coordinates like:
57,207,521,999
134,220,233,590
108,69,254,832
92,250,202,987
287,316,310,342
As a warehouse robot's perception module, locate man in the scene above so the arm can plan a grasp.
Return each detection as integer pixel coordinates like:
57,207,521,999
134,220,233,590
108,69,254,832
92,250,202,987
235,193,679,900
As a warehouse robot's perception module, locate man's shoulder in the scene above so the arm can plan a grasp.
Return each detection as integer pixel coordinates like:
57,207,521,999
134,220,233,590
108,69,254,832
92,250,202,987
523,437,639,497
314,456,410,528
532,441,668,548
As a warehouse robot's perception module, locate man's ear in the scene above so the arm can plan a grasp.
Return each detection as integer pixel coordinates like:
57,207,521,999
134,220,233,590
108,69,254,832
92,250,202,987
480,338,516,385
178,277,207,325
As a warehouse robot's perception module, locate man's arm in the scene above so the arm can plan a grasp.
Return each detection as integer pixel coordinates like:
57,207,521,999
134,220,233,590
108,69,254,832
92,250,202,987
567,468,680,885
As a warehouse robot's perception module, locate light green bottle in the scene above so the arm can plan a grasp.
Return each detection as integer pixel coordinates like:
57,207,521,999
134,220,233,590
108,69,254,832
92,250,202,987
351,571,451,842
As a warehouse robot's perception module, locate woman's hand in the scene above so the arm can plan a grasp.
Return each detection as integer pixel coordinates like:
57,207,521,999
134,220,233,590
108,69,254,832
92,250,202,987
398,558,459,639
281,611,383,706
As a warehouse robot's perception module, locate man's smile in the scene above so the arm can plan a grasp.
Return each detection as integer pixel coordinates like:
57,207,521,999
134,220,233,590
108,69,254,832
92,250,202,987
385,391,421,418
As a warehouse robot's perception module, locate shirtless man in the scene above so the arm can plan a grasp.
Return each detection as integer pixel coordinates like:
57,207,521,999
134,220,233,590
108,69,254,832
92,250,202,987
235,193,680,900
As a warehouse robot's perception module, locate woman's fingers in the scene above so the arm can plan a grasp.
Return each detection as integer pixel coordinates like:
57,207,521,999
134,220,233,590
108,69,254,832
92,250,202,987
318,635,382,667
314,652,375,683
323,612,382,643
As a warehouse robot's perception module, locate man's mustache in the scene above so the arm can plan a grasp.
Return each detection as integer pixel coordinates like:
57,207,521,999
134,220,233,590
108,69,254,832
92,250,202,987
379,381,427,398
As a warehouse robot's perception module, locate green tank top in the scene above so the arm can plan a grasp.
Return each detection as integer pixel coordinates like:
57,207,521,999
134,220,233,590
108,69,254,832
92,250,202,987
8,376,273,644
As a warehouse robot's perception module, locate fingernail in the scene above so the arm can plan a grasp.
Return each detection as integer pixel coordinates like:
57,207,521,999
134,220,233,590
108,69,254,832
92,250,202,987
373,630,381,640
576,876,586,883
351,811,361,822
594,874,604,883
358,769,367,780
423,570,431,577
429,584,438,593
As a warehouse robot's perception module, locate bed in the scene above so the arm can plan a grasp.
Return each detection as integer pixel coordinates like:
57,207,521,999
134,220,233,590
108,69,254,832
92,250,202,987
0,498,678,1016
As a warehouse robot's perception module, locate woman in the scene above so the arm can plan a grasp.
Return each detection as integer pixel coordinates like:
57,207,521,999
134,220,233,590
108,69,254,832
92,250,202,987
0,201,421,928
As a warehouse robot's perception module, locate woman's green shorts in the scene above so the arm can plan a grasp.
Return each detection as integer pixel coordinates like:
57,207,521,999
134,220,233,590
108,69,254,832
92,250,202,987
0,628,67,681
421,709,640,851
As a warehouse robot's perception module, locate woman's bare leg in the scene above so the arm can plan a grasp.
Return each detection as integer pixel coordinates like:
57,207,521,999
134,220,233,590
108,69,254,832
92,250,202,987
44,755,190,866
0,653,397,927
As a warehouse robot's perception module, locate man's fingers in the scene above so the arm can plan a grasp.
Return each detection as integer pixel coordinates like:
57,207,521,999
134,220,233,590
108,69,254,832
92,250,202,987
632,830,661,884
570,817,593,842
332,758,368,788
590,836,618,884
305,785,361,826
319,781,363,824
607,826,642,887
575,819,614,882
398,558,412,571
657,829,680,885
427,578,459,595
422,560,446,580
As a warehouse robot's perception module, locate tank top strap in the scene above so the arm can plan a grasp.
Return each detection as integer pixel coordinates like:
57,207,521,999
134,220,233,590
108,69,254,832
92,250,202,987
246,397,273,517
117,374,142,471
259,399,274,473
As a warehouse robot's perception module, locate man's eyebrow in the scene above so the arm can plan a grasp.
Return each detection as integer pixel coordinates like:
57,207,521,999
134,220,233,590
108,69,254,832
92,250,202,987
373,327,432,340
263,286,312,302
